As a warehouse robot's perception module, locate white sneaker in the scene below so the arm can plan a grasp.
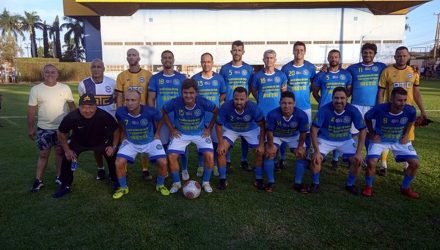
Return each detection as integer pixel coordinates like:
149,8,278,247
196,167,204,177
202,182,213,193
181,170,190,181
170,182,182,194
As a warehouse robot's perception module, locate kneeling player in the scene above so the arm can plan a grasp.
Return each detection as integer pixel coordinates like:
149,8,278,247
363,87,420,198
113,90,169,199
162,79,218,193
265,91,309,193
216,87,266,190
310,87,366,194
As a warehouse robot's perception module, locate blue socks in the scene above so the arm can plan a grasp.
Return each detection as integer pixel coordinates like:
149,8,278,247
118,176,127,188
218,166,227,179
241,138,249,161
332,150,340,161
156,175,165,185
263,159,275,183
312,172,320,184
346,173,356,186
295,159,307,184
171,171,180,183
203,167,213,182
181,148,189,171
402,175,414,189
365,175,374,187
279,143,287,160
255,166,263,180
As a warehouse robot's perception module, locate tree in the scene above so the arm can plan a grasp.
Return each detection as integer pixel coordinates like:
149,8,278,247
49,15,62,59
41,21,51,57
0,35,21,65
21,11,42,57
62,39,85,62
0,9,24,40
61,17,85,62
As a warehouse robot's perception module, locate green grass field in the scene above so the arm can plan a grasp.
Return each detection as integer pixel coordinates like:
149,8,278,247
0,81,439,249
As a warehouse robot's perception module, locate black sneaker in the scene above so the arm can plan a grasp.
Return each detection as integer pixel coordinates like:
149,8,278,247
278,160,287,170
142,170,153,181
241,161,253,172
378,168,387,177
308,183,320,193
96,168,106,180
226,162,233,174
293,183,309,194
331,160,338,171
265,182,274,193
30,179,44,192
52,186,71,198
254,179,265,190
345,185,359,196
218,179,228,190
54,177,62,186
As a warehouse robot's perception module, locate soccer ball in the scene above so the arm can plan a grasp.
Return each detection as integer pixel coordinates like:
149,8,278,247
182,180,201,199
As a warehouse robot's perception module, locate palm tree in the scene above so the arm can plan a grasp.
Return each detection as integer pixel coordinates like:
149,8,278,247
22,11,42,57
61,17,84,62
49,15,62,59
41,21,50,57
0,8,24,40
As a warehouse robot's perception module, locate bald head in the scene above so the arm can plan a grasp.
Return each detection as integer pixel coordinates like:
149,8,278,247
126,48,140,67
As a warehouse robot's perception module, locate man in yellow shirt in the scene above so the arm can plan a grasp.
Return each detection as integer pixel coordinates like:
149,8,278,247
377,46,427,176
116,48,153,180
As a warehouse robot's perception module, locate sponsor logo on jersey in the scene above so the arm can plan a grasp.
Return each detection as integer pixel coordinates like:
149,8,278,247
194,109,202,117
343,116,351,123
242,69,248,76
340,74,346,81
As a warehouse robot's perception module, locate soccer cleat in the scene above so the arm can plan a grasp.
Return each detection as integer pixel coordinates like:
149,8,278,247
265,182,275,193
218,179,228,190
254,179,265,190
308,183,320,193
156,185,170,196
142,170,153,181
96,168,106,180
213,166,219,177
293,183,309,194
331,160,338,171
30,179,44,192
52,186,71,198
241,161,253,172
169,182,182,194
378,168,387,177
181,170,190,181
226,162,233,174
54,177,62,186
196,167,204,177
345,185,359,196
400,187,420,199
112,187,129,199
362,186,373,197
202,182,213,193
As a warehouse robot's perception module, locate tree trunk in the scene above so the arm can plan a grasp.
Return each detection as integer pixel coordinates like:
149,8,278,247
43,25,49,57
30,27,38,57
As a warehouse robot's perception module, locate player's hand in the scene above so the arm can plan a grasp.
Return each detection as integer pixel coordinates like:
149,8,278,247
320,64,328,72
400,135,409,144
64,149,77,162
312,151,323,166
352,153,363,166
421,111,428,120
256,143,265,156
170,128,181,138
202,128,211,138
294,146,306,159
154,133,160,140
368,132,380,143
265,144,277,158
217,143,226,156
105,146,115,156
28,127,36,140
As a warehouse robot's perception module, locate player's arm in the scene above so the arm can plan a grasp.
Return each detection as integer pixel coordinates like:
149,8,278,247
116,91,124,108
219,93,226,103
215,123,226,156
265,130,277,159
355,128,367,161
377,88,385,104
57,130,76,161
27,105,37,140
310,125,323,165
346,84,352,98
400,121,414,144
256,120,265,155
148,91,157,107
206,107,218,132
154,119,163,139
161,108,180,138
413,86,427,119
295,131,307,159
105,125,120,157
67,101,76,111
251,87,258,101
312,85,321,103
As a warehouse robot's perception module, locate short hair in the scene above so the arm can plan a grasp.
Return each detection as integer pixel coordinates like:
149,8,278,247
328,49,341,56
126,88,141,98
293,41,306,50
232,40,244,48
395,46,409,54
361,43,377,54
264,49,277,57
332,86,348,97
182,78,198,92
201,52,213,61
391,87,408,97
233,86,247,96
161,50,174,58
42,64,57,72
281,91,295,102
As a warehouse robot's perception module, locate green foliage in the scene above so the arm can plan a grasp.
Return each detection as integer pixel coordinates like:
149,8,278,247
15,60,90,82
0,35,20,65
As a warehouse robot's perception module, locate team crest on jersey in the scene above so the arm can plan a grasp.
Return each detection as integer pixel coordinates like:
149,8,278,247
194,109,202,116
205,138,212,144
242,69,248,76
179,109,184,116
139,77,145,83
372,66,378,72
140,119,148,126
260,78,266,84
303,69,309,75
290,121,298,128
105,86,112,93
407,73,413,78
408,145,415,151
289,70,295,76
243,115,251,122
156,144,163,150
340,74,346,81
343,116,351,123
274,77,281,83
400,117,408,125
173,79,180,86
212,80,218,86
159,79,165,85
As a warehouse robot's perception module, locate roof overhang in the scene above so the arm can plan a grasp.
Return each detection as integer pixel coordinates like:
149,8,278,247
64,0,430,16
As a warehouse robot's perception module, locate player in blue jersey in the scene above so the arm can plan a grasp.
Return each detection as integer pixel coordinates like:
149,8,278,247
265,91,309,192
162,79,218,193
192,52,226,179
281,41,316,171
112,90,169,199
362,87,420,198
310,87,366,195
148,50,189,178
219,40,254,172
313,49,353,170
215,87,265,190
78,59,116,181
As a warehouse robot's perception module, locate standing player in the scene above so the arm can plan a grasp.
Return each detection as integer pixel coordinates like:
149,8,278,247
191,52,226,178
162,79,218,193
313,49,352,169
281,41,316,170
112,90,169,199
148,50,188,178
310,87,366,194
28,64,76,192
363,87,420,198
376,46,427,175
265,91,309,192
219,40,254,172
216,87,265,190
78,59,116,180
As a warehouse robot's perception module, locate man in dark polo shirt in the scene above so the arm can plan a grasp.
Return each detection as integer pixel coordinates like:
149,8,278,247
53,94,119,198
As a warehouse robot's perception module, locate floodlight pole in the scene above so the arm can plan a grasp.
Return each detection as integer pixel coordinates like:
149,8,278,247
433,13,440,62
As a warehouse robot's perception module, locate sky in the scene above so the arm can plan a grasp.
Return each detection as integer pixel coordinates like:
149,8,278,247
1,0,439,52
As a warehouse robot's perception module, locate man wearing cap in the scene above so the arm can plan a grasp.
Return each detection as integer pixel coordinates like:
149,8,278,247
53,94,119,198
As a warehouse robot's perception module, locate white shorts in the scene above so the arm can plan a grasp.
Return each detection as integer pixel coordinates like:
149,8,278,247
273,135,305,150
317,138,357,159
159,125,171,145
223,127,260,148
350,104,372,135
367,142,418,162
168,134,213,155
117,139,166,163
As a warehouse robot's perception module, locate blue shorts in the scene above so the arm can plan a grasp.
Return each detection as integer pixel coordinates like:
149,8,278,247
36,128,59,150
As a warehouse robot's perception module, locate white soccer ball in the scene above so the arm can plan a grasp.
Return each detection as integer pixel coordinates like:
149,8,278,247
182,180,201,199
